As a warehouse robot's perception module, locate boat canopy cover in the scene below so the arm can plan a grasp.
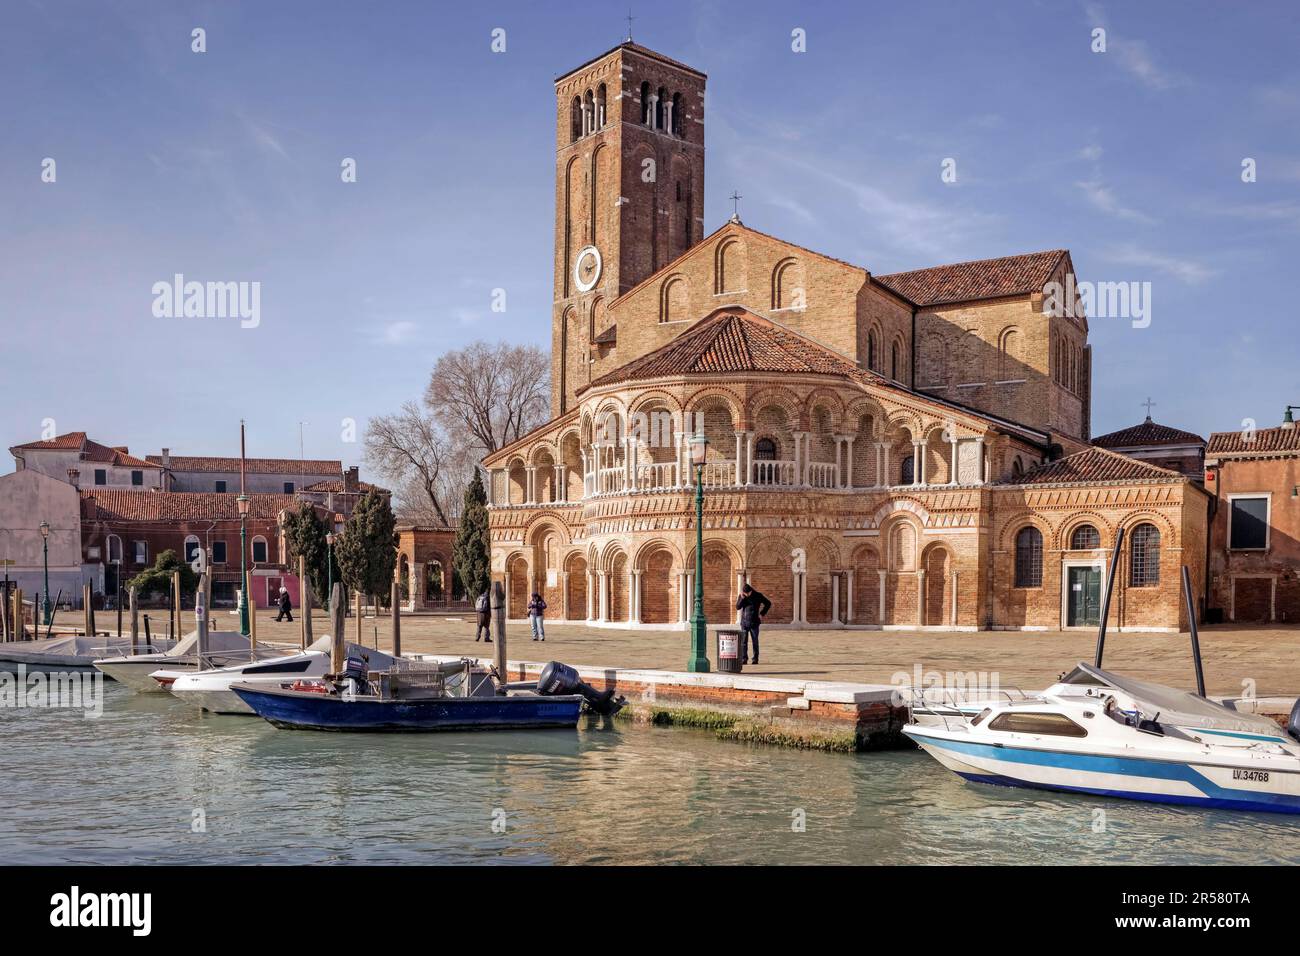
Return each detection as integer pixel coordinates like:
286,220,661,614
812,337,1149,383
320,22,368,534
2,632,179,661
1061,663,1282,736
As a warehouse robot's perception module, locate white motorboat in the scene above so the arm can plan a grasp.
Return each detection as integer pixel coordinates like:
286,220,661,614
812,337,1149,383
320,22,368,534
1,631,177,672
93,630,277,693
163,636,404,715
904,662,1300,815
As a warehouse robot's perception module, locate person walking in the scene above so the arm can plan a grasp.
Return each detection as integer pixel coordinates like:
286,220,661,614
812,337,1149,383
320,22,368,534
734,583,770,665
275,586,293,623
474,589,493,643
527,592,547,641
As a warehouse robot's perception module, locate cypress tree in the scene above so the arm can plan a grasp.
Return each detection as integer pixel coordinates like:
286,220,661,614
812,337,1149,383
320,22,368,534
453,469,491,602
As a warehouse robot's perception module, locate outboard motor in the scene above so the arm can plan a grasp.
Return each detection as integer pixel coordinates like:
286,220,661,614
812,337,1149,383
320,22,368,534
537,660,623,716
1288,697,1300,744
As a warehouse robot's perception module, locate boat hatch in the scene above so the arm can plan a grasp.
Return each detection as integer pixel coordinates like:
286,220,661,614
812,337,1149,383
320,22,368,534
987,711,1088,737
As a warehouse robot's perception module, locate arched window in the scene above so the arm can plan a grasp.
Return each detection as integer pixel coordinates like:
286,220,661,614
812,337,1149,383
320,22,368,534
640,81,651,125
754,437,777,460
596,84,607,129
900,454,915,485
251,535,268,564
570,96,582,142
656,86,666,129
107,534,122,564
1015,526,1043,588
891,342,901,380
1070,524,1100,550
671,92,682,135
1130,523,1161,587
183,535,200,564
868,330,878,371
426,560,444,602
1012,457,1023,476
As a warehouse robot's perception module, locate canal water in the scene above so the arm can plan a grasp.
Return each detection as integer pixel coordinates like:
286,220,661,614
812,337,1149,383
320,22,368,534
3,682,1298,865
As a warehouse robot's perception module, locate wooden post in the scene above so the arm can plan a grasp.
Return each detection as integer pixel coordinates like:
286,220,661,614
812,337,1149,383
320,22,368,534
83,583,92,637
195,572,209,662
355,591,363,645
249,585,258,650
15,588,24,640
390,580,401,657
329,583,345,675
492,580,506,684
129,586,139,654
88,586,97,637
299,556,313,650
171,570,181,642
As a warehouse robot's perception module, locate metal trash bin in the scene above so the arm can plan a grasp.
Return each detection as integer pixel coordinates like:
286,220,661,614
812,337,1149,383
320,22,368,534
716,629,743,673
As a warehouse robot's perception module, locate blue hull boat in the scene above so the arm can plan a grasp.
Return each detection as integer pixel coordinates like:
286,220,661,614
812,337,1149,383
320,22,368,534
231,683,585,732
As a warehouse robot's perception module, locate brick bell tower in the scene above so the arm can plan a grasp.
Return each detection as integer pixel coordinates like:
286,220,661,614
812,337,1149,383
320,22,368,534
551,41,707,416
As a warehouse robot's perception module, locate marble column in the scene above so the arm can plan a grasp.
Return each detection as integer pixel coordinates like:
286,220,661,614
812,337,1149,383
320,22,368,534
878,569,888,624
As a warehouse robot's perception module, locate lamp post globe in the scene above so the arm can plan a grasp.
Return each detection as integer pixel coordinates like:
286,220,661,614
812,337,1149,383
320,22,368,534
687,432,710,673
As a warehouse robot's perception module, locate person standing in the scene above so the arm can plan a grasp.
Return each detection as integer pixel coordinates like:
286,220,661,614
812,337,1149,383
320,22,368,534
275,586,293,623
527,592,547,641
735,583,770,665
474,589,493,643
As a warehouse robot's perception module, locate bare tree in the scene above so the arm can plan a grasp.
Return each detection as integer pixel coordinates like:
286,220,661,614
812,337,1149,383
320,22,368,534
424,342,550,455
364,402,469,528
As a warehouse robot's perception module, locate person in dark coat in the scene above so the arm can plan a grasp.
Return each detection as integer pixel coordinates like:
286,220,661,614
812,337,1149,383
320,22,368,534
275,587,293,623
474,589,493,643
734,584,771,665
527,592,547,641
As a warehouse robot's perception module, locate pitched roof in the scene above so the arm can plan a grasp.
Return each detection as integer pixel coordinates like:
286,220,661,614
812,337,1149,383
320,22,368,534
586,307,876,388
592,324,618,345
302,478,384,493
10,432,159,470
81,490,301,521
1003,446,1185,486
146,455,342,475
1206,425,1300,457
1092,418,1205,449
875,250,1066,308
555,40,706,83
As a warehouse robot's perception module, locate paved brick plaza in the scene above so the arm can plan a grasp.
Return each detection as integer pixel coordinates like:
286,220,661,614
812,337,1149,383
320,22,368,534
185,608,1300,698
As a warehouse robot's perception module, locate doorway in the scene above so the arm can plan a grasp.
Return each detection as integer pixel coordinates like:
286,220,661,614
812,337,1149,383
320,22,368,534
1066,565,1101,627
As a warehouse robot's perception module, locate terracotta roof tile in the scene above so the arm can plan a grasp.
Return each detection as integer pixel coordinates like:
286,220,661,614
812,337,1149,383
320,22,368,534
10,432,160,470
146,455,343,475
587,307,877,387
1093,418,1205,449
1206,425,1300,456
81,490,302,521
302,478,384,493
1003,446,1184,486
876,250,1066,307
11,431,88,451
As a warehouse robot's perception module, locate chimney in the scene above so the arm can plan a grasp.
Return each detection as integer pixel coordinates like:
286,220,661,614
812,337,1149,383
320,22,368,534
161,447,171,466
67,468,80,489
344,466,359,494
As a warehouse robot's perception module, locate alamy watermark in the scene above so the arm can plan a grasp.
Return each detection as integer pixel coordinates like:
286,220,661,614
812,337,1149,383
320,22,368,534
890,662,1002,708
151,274,260,328
1043,273,1151,329
1,665,104,718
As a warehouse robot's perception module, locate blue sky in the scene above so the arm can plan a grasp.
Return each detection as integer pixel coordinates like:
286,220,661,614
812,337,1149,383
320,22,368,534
2,0,1298,467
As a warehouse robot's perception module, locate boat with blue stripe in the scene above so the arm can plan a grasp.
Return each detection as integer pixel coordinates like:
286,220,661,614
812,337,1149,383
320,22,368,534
904,662,1300,815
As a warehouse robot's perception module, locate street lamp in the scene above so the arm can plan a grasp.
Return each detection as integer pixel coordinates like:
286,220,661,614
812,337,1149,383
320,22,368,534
237,494,250,636
325,531,335,613
687,431,710,673
39,520,51,626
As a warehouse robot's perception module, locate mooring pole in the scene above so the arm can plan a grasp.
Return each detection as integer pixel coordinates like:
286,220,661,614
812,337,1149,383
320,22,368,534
390,580,401,658
46,589,61,639
492,579,507,685
82,583,92,637
1093,526,1125,668
171,570,181,642
195,572,209,664
329,582,345,675
1181,565,1207,697
129,586,139,654
355,591,363,645
299,556,312,651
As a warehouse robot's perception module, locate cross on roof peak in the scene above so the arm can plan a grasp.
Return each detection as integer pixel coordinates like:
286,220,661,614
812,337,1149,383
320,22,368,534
624,11,635,42
728,190,743,223
1142,397,1157,421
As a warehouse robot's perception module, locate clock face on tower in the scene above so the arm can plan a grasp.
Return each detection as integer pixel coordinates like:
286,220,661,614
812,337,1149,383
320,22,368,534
574,244,602,293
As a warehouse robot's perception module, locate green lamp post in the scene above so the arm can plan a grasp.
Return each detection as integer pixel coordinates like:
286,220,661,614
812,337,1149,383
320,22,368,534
687,431,710,673
237,493,250,636
39,520,51,626
325,531,335,614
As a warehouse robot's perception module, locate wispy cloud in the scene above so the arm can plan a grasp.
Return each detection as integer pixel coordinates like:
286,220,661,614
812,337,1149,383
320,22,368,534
1101,243,1216,284
1075,177,1155,224
1084,3,1185,91
373,320,418,345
